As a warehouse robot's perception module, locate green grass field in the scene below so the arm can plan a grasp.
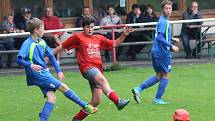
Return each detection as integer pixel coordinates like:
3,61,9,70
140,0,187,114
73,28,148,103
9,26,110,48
1,64,215,121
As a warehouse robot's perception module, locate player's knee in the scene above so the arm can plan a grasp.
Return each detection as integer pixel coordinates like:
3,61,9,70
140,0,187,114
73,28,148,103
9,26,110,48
161,73,169,78
156,72,162,79
58,83,69,93
156,75,161,80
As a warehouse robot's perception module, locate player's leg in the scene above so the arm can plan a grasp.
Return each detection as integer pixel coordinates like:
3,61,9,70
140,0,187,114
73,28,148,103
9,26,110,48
94,70,129,110
58,82,97,114
39,90,56,121
132,73,161,103
132,56,162,103
154,59,171,105
73,88,103,121
151,58,171,104
154,72,169,104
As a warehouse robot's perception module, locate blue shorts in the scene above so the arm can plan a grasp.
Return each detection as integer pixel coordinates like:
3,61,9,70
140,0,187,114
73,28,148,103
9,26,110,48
152,55,171,73
29,70,62,96
83,67,101,90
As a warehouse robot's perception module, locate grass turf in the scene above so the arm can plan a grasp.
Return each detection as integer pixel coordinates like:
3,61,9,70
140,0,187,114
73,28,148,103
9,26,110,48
1,64,215,121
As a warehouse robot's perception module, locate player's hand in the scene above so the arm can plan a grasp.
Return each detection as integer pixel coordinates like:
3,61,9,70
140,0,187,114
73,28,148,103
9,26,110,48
172,45,179,52
31,64,42,71
58,72,65,82
123,27,134,36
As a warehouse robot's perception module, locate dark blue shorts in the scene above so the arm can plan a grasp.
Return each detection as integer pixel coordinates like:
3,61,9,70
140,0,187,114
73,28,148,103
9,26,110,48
152,56,171,73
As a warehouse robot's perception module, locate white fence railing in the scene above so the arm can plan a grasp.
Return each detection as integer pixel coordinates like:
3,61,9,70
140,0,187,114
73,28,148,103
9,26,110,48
1,18,215,38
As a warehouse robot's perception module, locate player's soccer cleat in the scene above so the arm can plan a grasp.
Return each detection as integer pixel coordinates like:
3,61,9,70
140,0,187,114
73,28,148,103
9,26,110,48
117,99,130,110
84,104,97,114
132,87,141,103
153,99,169,105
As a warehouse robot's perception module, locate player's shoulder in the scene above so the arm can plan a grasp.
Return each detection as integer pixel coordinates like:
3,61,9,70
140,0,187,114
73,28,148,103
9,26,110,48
93,34,106,40
23,37,33,44
93,33,105,37
158,16,167,24
20,37,34,48
73,32,84,38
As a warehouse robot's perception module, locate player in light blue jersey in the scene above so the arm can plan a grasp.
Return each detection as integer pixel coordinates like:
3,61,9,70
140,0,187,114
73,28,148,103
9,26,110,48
132,0,179,105
17,18,97,121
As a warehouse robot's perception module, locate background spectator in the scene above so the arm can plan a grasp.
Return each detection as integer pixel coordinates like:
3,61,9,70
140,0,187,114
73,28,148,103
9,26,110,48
31,4,44,18
181,1,203,58
100,5,122,62
0,14,16,68
41,7,64,63
55,0,72,17
14,7,32,49
14,7,32,32
117,4,145,61
142,4,158,45
76,6,99,27
143,4,158,23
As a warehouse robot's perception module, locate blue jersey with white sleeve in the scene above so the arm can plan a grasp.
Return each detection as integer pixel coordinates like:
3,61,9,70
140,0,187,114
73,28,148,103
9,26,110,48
151,15,172,58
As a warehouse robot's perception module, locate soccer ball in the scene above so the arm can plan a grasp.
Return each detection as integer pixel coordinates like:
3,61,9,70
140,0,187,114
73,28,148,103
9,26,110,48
173,109,190,121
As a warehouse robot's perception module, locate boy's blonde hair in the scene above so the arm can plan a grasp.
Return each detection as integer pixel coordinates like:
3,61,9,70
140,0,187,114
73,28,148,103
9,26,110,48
161,0,173,9
28,17,43,34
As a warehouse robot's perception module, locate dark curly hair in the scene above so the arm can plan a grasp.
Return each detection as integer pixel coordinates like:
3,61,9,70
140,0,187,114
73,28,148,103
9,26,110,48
82,16,96,27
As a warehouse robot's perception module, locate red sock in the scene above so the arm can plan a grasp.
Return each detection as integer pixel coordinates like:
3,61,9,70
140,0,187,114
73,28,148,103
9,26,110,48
108,91,119,105
74,109,89,120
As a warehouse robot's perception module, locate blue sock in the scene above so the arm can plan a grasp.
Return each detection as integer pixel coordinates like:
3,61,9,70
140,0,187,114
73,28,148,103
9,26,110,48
138,76,159,92
64,89,87,108
155,77,169,99
39,102,54,121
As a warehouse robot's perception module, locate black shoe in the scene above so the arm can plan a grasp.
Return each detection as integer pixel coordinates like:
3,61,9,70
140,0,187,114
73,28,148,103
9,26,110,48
116,99,130,110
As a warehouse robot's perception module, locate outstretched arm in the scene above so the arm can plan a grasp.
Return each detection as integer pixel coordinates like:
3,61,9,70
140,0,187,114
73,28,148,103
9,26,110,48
48,54,64,81
114,27,134,47
54,45,64,55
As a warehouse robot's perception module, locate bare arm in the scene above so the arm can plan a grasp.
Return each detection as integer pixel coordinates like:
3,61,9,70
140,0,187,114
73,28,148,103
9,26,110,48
54,45,64,55
114,27,134,47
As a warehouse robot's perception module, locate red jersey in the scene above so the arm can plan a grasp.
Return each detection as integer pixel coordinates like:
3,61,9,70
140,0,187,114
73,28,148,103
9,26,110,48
62,32,114,73
41,16,64,36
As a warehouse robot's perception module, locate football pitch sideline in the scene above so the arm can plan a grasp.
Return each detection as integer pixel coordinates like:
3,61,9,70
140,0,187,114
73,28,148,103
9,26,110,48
1,64,215,121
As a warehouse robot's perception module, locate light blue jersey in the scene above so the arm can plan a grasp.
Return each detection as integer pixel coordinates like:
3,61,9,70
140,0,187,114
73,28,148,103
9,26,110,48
151,15,172,58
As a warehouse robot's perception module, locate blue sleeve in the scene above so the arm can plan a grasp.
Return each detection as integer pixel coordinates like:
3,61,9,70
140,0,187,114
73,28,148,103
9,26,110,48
49,54,62,73
156,33,172,48
16,56,31,67
17,41,29,58
17,40,31,66
45,46,62,73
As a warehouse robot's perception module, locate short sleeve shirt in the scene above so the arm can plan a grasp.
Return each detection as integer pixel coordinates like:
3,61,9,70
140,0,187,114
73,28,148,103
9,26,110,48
62,32,114,73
